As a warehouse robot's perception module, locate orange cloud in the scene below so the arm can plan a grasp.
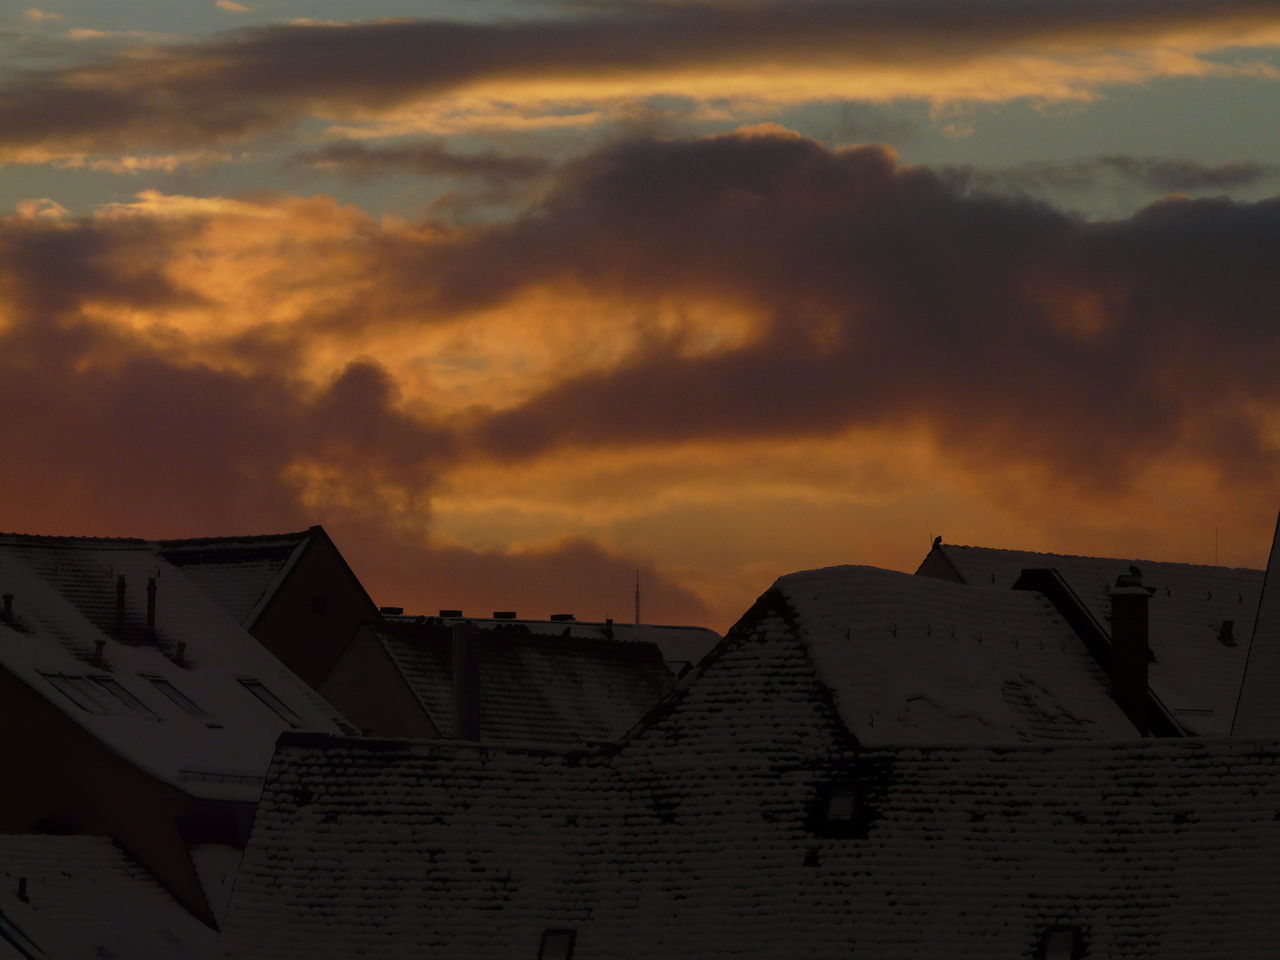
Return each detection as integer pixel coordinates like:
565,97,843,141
3,2,1280,160
6,128,1280,626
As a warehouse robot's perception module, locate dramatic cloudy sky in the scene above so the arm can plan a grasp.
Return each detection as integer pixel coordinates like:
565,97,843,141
4,0,1280,629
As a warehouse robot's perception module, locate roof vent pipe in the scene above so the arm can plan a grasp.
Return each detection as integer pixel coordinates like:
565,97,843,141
1,593,12,624
452,621,481,740
174,642,188,667
146,577,157,640
1110,567,1155,736
115,575,127,640
91,639,106,668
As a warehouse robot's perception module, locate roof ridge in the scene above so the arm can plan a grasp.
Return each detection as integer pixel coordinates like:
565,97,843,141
945,543,1262,574
154,529,314,548
0,531,150,546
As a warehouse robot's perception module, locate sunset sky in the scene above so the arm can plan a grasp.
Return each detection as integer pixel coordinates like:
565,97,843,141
4,0,1280,630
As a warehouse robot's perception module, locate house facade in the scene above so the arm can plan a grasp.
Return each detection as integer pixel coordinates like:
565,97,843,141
221,564,1280,958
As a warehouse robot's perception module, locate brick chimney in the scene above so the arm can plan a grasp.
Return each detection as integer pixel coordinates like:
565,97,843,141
452,621,481,740
115,575,127,640
1110,567,1155,736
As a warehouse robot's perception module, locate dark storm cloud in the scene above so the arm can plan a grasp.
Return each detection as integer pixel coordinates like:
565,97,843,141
3,0,1280,157
409,130,1280,493
0,208,706,622
290,139,550,186
953,156,1279,194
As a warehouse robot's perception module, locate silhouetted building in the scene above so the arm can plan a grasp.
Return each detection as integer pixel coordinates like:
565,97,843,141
0,532,352,927
917,539,1264,735
221,558,1280,957
0,835,216,958
157,526,379,689
320,617,681,742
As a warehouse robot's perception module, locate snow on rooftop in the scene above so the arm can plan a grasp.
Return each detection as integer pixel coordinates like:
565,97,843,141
0,834,216,959
156,531,310,627
390,613,721,668
934,543,1262,734
376,621,675,743
774,564,1138,745
1232,514,1280,735
0,534,348,799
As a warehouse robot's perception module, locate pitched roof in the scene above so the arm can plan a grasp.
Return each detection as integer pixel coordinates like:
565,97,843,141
155,530,311,627
774,564,1137,744
0,834,216,959
1232,512,1280,735
221,568,1280,958
923,543,1262,735
223,733,1280,959
0,533,349,799
393,613,721,668
375,619,676,742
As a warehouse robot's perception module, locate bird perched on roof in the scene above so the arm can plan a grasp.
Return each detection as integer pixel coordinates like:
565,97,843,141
933,535,943,549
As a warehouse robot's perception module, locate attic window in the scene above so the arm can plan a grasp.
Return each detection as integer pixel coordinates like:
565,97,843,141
41,674,111,714
143,676,209,718
1038,926,1084,960
811,781,867,837
238,678,302,727
41,674,157,719
538,929,576,959
93,678,159,720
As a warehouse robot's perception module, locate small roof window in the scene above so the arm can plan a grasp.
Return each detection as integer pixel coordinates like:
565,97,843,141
238,678,303,727
0,906,46,959
143,676,209,718
538,929,576,960
811,781,868,837
1039,926,1084,960
41,674,157,720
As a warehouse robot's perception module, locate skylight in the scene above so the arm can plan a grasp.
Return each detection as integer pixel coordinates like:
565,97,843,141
40,674,158,720
238,678,303,727
0,907,47,959
142,676,209,718
538,929,576,959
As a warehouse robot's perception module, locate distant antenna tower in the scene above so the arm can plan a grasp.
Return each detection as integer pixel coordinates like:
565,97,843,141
634,569,641,625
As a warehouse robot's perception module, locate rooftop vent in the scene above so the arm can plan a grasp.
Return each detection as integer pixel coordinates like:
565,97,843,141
1,593,12,624
379,606,404,616
492,610,517,620
1218,619,1237,647
439,609,463,618
549,613,575,622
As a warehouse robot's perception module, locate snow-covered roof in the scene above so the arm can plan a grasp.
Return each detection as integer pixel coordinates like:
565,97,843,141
375,620,676,743
0,533,349,800
221,572,1280,958
223,730,1280,959
156,530,311,627
774,565,1137,744
1232,513,1280,735
925,543,1262,735
390,613,721,668
0,834,216,959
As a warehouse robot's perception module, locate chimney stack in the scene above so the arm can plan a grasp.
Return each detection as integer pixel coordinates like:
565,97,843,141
115,575,127,640
1110,567,1155,736
146,577,157,639
452,622,481,740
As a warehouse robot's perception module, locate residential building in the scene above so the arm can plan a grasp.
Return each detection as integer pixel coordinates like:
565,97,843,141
222,556,1280,957
0,532,351,926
